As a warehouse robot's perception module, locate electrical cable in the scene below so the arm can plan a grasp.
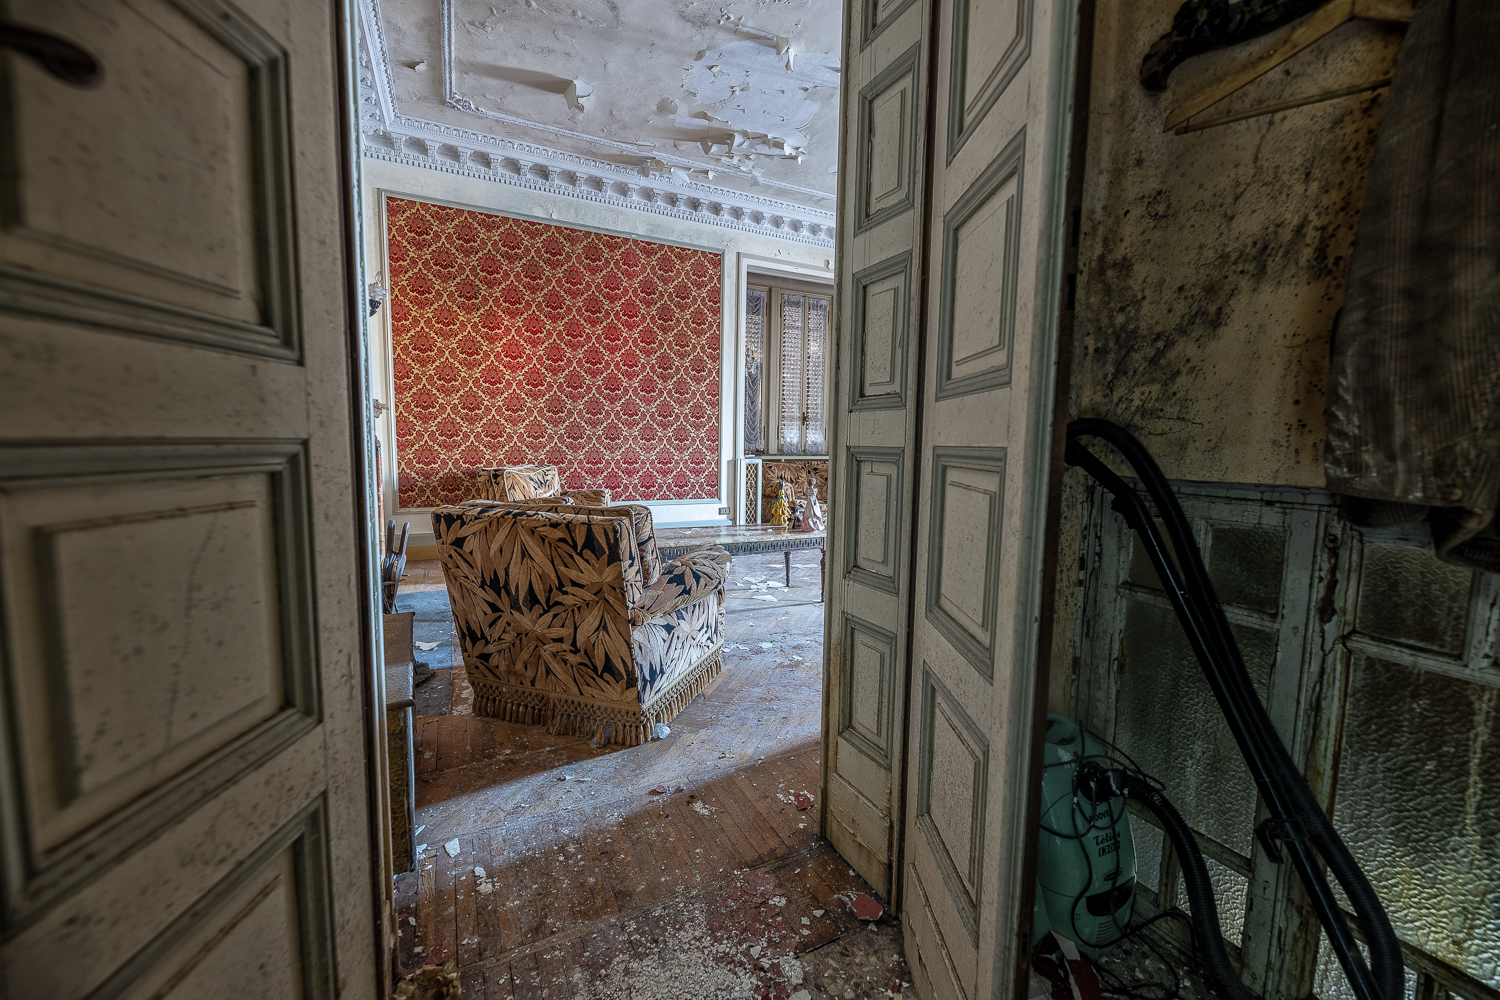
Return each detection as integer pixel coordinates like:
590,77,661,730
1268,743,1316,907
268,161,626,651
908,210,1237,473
1064,418,1403,1000
1070,741,1190,1000
1093,911,1195,1000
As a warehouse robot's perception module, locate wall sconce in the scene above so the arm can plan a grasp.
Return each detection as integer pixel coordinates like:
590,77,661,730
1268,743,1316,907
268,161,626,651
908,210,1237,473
368,271,389,317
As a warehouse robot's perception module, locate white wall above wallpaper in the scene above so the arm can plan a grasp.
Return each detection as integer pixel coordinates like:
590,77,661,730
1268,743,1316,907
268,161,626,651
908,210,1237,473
357,0,842,247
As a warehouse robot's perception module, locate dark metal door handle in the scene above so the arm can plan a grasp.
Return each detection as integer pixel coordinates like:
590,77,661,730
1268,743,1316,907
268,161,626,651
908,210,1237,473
0,23,101,87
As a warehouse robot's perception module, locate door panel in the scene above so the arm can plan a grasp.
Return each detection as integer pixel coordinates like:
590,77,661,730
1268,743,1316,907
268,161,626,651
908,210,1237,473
825,0,932,902
947,0,1031,156
0,1,377,996
899,0,1075,997
0,0,301,358
0,445,316,861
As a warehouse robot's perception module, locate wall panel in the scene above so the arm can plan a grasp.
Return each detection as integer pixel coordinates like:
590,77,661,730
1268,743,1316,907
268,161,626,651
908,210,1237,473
387,196,723,507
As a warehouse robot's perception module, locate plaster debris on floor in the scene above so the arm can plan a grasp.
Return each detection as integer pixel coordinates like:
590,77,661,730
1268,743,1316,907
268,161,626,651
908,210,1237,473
393,551,909,998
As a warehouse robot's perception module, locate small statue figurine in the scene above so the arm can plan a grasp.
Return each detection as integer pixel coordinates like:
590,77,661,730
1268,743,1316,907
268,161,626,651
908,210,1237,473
769,482,794,528
802,486,825,532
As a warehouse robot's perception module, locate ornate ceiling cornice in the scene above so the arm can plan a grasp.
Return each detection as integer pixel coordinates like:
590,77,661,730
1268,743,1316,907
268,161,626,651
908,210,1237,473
356,0,837,248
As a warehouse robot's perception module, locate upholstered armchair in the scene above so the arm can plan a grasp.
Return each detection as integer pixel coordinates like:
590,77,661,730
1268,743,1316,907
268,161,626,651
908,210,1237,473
478,463,610,508
431,501,731,746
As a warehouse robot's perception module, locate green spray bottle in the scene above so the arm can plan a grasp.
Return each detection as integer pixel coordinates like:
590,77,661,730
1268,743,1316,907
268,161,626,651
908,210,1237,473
1032,714,1136,956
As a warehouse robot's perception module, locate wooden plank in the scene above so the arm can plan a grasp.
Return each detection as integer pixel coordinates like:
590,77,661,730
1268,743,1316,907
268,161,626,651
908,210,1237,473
566,803,622,929
533,932,585,997
550,814,600,936
394,870,422,975
500,817,551,947
728,771,795,859
746,765,814,847
710,773,786,865
459,962,489,999
507,952,545,1000
623,797,676,906
416,717,442,775
671,791,738,887
651,802,698,893
594,807,650,913
806,840,869,902
456,847,481,967
426,838,461,966
477,823,518,956
694,778,760,870
435,716,470,772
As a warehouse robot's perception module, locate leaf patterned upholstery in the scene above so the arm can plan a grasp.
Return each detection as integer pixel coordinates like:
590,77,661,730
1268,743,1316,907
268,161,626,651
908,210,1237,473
431,503,729,746
631,546,733,625
564,488,611,507
461,498,661,586
478,464,612,508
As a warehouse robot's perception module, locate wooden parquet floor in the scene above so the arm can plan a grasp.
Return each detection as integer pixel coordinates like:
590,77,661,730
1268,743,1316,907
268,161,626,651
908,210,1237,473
394,552,908,1000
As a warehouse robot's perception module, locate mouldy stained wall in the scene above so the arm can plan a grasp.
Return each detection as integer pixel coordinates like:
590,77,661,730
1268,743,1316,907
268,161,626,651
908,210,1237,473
1071,1,1407,487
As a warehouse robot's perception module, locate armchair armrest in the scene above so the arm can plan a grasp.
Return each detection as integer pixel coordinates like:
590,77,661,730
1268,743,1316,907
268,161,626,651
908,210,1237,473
628,545,731,625
563,488,611,507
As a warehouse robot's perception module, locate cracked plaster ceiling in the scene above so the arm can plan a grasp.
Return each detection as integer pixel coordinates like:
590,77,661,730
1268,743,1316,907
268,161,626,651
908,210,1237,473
374,0,843,211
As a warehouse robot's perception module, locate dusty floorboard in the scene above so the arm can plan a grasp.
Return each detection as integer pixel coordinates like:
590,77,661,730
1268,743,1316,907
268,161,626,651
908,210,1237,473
394,551,909,999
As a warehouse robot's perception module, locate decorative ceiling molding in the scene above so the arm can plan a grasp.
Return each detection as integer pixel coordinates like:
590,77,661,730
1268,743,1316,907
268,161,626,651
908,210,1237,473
356,0,837,248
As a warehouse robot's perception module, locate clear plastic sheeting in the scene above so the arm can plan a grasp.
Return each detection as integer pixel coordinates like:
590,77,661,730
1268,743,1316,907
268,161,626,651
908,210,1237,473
1357,544,1473,654
1177,854,1249,946
1207,523,1285,614
1116,599,1274,857
1333,655,1500,987
744,288,765,453
1132,817,1165,893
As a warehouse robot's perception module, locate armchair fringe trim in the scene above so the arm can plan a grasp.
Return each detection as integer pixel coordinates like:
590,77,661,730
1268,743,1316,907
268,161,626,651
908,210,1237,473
468,645,724,747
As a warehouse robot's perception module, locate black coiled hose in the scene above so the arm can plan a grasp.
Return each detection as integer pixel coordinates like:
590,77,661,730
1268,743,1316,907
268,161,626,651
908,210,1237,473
1065,418,1402,1000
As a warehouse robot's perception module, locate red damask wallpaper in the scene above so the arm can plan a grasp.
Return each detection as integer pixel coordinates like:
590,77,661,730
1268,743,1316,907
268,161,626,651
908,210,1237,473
388,197,723,508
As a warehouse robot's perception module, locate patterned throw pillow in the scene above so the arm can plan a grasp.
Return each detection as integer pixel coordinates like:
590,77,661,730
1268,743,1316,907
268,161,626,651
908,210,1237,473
499,464,563,500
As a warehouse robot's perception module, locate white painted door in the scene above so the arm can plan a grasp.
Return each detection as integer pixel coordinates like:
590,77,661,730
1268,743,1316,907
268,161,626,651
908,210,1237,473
899,0,1079,997
827,4,1080,971
0,2,381,997
824,0,932,902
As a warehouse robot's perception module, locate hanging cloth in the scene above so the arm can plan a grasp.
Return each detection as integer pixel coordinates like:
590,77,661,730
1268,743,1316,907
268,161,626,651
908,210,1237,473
1325,0,1500,568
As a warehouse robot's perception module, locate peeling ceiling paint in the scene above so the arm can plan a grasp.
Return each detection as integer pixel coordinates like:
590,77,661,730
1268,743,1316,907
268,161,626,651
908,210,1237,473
673,39,840,168
371,0,842,210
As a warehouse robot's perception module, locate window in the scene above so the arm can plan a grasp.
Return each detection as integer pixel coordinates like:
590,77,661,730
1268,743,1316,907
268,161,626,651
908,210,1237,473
1075,482,1500,1000
744,277,831,456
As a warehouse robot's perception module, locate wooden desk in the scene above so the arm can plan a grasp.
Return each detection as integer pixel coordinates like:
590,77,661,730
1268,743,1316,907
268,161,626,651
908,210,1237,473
655,525,827,599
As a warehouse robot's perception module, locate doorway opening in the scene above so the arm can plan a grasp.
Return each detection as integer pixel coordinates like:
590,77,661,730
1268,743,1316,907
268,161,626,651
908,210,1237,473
390,546,906,996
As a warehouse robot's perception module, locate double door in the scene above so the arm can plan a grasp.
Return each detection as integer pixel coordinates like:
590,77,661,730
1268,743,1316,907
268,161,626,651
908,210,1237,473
826,0,1083,996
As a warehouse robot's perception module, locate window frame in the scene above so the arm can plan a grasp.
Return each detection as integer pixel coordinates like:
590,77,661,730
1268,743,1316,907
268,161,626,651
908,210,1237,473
1073,479,1500,1000
744,273,833,458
